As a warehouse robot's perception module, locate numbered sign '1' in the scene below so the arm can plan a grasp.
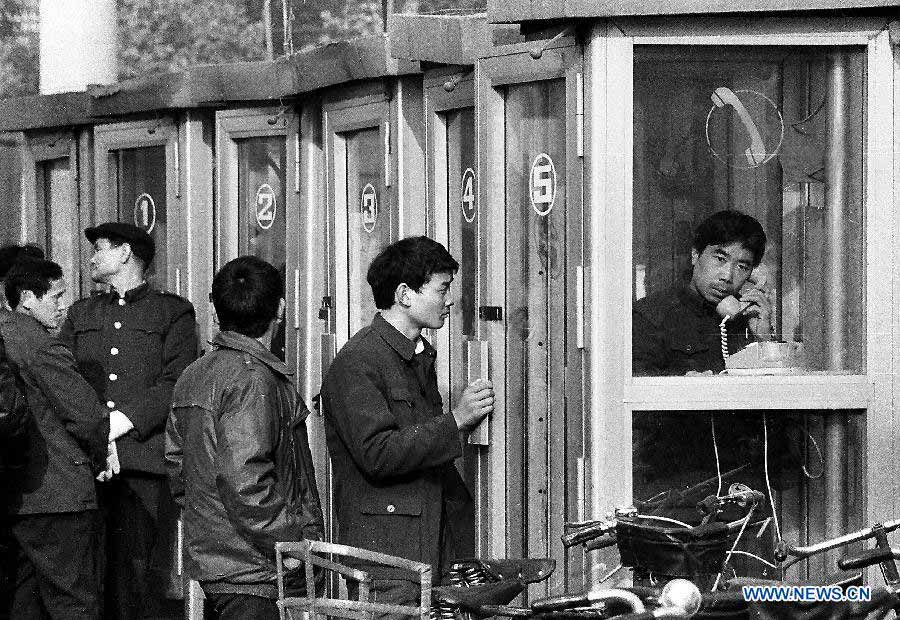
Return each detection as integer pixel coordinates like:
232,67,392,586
529,153,557,216
133,193,157,233
255,183,277,230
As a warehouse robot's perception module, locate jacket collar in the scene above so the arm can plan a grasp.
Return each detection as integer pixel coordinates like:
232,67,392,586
110,281,151,304
677,284,718,318
371,313,435,362
210,330,293,378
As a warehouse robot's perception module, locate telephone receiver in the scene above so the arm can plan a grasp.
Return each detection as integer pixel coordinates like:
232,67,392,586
711,87,767,166
716,295,749,319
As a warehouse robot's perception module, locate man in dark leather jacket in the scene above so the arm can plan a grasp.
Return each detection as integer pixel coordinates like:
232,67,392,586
166,256,323,620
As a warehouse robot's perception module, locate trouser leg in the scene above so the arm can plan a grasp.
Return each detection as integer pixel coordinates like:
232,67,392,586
102,475,166,619
10,511,103,620
204,593,279,620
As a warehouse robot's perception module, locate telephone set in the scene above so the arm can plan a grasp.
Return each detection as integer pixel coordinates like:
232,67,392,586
711,87,766,167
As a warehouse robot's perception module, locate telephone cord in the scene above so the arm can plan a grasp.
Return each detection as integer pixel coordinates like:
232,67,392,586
719,316,730,363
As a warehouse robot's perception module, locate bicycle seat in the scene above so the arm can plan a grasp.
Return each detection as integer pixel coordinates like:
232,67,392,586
432,579,525,610
478,558,557,583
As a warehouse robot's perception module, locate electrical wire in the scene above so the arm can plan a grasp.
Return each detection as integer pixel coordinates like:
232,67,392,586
711,413,723,498
762,413,783,545
727,550,778,569
712,507,755,591
634,514,694,529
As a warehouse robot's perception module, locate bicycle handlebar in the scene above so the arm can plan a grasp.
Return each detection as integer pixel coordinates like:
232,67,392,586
838,547,900,571
775,519,900,562
531,588,646,613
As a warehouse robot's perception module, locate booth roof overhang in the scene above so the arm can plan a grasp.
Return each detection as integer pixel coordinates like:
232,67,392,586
0,34,419,132
487,0,900,23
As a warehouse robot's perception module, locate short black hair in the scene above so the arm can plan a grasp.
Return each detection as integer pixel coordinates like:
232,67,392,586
693,210,767,266
211,256,283,338
0,244,45,280
5,259,63,309
366,236,459,310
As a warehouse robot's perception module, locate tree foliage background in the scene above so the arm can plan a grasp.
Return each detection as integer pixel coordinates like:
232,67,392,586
0,0,485,97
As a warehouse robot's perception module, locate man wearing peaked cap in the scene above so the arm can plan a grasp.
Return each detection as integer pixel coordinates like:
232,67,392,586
60,222,198,619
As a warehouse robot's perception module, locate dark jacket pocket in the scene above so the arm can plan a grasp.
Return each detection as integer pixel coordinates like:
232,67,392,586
389,386,415,408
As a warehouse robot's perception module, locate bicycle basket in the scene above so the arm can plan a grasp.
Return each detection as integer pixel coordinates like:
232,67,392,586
615,518,735,579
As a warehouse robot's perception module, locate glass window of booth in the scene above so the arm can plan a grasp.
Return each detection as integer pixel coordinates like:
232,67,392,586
107,146,168,289
632,409,864,582
631,46,865,377
35,157,77,308
236,135,287,360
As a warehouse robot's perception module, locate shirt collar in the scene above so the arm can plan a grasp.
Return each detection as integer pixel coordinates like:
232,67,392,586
210,330,294,378
371,313,434,362
111,281,151,304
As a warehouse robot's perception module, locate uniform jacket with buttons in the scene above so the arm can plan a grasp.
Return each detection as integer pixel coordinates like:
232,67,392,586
0,310,110,515
321,314,474,581
165,330,324,596
59,282,197,475
632,285,753,376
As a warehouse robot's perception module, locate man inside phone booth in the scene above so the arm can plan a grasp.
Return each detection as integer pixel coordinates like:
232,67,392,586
632,209,772,376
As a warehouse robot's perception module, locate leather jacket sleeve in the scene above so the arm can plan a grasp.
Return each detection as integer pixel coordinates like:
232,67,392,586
164,407,185,507
214,369,303,555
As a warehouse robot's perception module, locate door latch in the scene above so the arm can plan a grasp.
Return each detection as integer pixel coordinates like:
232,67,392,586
318,296,333,320
478,306,503,321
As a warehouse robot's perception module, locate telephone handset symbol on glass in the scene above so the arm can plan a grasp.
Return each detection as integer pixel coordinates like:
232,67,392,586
710,87,768,167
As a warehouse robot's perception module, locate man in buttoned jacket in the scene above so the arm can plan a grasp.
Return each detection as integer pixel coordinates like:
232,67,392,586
321,236,495,614
59,222,197,619
0,259,112,619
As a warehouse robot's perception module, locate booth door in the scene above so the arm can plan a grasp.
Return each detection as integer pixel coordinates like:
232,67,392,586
23,131,82,305
216,108,300,365
95,120,183,296
325,98,396,350
481,42,585,596
425,70,490,555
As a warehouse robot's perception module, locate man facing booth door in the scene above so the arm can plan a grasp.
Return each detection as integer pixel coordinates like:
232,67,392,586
321,236,495,615
60,223,197,619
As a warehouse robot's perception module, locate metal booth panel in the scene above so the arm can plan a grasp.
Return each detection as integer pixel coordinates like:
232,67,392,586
215,107,301,367
478,39,586,596
424,67,491,558
94,119,183,297
19,129,85,306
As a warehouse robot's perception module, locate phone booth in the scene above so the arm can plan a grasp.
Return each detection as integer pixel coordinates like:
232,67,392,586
215,106,301,364
573,13,895,584
19,128,89,304
477,33,587,596
319,58,424,540
424,64,487,551
93,118,185,296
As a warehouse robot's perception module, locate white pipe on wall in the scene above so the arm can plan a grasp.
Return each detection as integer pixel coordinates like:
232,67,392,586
40,0,118,95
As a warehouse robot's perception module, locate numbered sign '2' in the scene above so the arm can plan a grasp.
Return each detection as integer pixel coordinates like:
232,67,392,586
255,183,277,230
